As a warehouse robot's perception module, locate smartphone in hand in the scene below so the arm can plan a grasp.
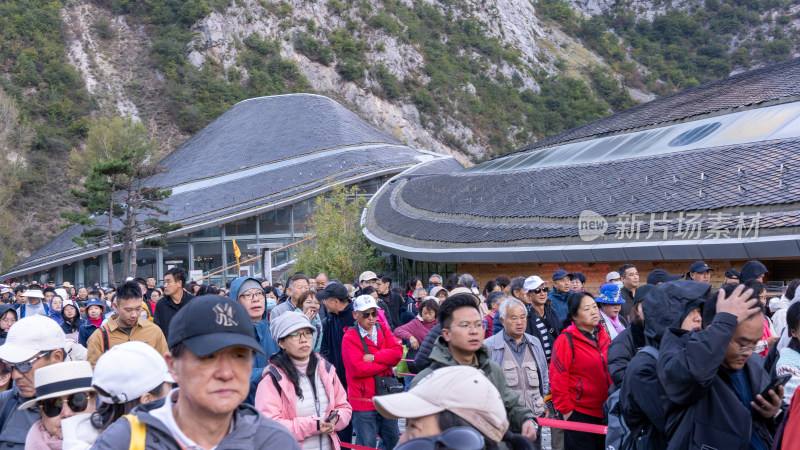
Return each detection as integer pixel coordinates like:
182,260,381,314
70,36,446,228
325,410,339,423
757,374,791,406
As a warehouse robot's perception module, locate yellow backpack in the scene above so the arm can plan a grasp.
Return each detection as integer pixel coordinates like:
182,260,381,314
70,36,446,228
123,414,147,450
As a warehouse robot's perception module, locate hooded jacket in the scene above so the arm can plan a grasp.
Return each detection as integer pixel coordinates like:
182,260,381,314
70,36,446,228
0,304,16,345
255,357,352,450
607,321,645,388
341,322,403,411
547,290,570,323
412,336,537,433
619,280,709,449
229,276,281,404
548,323,612,418
657,311,779,450
91,392,300,450
740,260,768,284
153,290,195,340
320,301,355,388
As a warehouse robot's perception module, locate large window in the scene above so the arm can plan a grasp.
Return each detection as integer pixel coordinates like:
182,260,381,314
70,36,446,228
84,258,101,287
63,264,75,286
136,249,158,281
193,241,224,274
163,240,189,273
225,216,257,236
292,199,315,234
259,206,291,235
191,227,222,239
225,239,257,278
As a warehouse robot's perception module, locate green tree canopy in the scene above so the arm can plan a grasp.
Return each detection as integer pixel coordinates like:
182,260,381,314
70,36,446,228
294,184,384,283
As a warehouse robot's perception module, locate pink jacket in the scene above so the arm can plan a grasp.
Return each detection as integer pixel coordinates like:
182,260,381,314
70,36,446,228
255,355,353,450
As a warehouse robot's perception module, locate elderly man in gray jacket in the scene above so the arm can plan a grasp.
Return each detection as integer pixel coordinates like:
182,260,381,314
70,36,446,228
484,298,550,423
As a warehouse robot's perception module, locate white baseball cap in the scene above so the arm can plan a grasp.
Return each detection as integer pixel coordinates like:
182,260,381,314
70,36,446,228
352,294,379,312
374,366,509,443
523,276,546,292
22,290,44,299
0,315,66,363
606,271,621,282
92,341,174,403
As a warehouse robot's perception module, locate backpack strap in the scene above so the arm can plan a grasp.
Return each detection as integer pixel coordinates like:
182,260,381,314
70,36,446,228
101,326,110,352
640,345,659,359
565,332,575,364
267,366,283,397
123,414,146,450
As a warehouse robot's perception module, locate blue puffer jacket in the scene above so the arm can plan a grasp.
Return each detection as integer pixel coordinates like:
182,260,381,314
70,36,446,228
548,290,570,323
229,276,280,405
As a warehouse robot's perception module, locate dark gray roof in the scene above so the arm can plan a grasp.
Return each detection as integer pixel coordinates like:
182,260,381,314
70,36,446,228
147,94,404,188
366,136,800,248
512,57,800,154
4,95,445,278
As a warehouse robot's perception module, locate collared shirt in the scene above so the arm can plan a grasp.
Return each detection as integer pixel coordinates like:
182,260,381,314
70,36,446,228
503,330,528,365
150,388,235,450
357,323,378,344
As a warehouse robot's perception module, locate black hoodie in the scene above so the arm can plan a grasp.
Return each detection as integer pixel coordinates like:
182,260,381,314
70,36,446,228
740,260,768,284
619,281,710,449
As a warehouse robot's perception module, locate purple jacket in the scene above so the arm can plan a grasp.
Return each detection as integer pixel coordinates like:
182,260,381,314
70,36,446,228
393,318,438,342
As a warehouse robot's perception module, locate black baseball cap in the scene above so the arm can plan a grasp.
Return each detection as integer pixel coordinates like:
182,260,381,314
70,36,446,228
724,268,741,280
317,282,349,302
646,269,684,285
689,261,714,273
167,295,263,357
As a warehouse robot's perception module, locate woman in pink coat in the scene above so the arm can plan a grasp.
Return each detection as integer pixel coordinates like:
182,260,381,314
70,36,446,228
256,312,352,450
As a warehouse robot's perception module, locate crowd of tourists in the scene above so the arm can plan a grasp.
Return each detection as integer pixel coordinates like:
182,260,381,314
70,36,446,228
0,259,798,449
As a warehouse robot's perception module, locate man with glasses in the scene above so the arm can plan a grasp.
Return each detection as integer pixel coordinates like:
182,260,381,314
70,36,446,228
270,273,310,319
354,271,379,297
658,284,785,449
428,274,443,292
86,282,168,368
342,295,403,449
412,294,540,444
230,276,279,404
523,276,560,364
0,315,66,448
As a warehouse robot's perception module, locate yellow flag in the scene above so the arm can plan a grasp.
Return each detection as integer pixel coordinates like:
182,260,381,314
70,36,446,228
232,238,241,269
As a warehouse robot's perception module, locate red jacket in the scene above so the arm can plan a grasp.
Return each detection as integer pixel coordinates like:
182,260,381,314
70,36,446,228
549,323,612,418
342,323,403,411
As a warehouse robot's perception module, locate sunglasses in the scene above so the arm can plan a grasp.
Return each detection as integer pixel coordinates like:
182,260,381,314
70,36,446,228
360,311,378,318
528,287,549,294
3,351,52,374
39,392,91,418
395,427,485,450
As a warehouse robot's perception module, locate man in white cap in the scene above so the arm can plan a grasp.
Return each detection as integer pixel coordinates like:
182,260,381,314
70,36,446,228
16,289,50,318
342,294,403,449
375,365,509,445
354,271,379,297
523,276,560,364
0,315,67,448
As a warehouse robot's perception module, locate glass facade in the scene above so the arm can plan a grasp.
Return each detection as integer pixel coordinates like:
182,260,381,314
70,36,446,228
21,176,388,287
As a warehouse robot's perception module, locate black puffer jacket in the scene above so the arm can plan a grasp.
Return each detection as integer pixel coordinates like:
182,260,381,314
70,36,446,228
619,281,709,449
657,309,780,450
413,323,442,372
608,322,645,388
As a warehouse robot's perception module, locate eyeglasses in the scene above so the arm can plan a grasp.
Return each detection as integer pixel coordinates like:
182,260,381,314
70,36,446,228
452,322,485,331
361,311,378,318
3,351,52,374
239,292,265,301
39,392,91,418
731,341,757,355
395,427,485,450
429,282,442,286
528,287,549,294
287,330,314,341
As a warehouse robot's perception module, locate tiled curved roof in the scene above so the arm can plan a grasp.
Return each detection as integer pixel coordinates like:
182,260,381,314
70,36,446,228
511,57,800,154
3,95,444,279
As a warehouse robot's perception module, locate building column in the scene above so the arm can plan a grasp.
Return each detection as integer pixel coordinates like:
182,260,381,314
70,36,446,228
156,248,164,283
76,260,85,287
55,266,63,285
100,256,109,286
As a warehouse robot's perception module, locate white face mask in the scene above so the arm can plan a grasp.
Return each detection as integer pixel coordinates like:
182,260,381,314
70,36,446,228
614,281,624,288
266,297,277,312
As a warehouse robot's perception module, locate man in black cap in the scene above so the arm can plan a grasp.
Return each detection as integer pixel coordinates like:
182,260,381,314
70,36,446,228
647,269,684,286
318,282,355,445
740,260,768,284
93,295,300,449
723,268,741,285
688,261,714,284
